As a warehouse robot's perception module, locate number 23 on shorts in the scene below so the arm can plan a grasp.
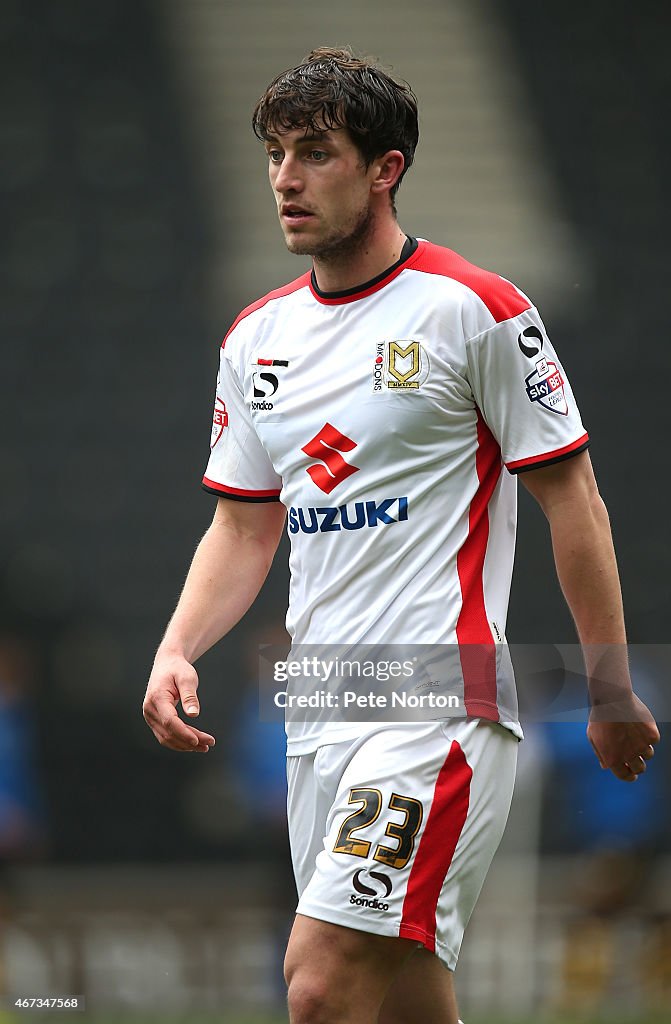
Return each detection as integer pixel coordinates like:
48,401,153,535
332,787,423,870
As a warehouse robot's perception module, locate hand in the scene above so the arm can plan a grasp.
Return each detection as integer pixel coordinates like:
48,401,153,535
143,651,216,752
587,692,660,782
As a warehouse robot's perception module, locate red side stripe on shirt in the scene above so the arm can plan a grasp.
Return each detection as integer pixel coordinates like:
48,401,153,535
456,412,501,719
399,741,473,952
412,241,531,323
221,273,311,348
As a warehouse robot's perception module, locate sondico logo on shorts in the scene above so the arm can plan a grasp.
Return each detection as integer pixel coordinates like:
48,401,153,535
350,868,393,912
372,340,430,391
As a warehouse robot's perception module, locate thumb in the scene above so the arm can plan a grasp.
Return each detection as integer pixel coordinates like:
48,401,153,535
588,732,607,769
176,664,200,717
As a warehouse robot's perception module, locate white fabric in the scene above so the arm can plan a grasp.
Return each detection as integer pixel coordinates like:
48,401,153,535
287,719,518,970
204,241,587,753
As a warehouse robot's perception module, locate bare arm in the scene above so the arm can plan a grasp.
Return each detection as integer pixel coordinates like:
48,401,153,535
521,451,659,780
143,496,286,752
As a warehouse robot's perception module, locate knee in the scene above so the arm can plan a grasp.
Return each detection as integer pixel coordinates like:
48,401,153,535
286,971,340,1024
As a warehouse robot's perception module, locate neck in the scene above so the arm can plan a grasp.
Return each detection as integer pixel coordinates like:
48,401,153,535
312,219,407,293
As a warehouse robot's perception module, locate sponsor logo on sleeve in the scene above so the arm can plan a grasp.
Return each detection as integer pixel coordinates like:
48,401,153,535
524,359,568,416
210,398,228,447
517,325,544,358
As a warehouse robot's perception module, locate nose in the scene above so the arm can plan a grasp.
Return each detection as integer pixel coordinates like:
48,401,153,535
273,154,303,195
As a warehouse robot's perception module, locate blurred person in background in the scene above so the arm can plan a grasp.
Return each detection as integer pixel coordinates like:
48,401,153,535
0,631,47,1004
229,618,294,1007
143,47,659,1024
0,632,46,860
541,660,669,1016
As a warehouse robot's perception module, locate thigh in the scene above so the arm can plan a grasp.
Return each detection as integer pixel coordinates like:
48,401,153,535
295,719,517,970
378,947,459,1024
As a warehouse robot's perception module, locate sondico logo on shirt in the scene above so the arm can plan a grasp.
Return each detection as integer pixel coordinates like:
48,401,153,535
371,340,430,391
251,357,289,412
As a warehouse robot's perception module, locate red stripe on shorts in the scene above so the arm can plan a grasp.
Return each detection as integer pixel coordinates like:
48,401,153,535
399,740,473,952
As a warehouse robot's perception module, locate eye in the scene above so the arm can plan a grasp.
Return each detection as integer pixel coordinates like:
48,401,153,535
267,149,283,163
309,150,328,161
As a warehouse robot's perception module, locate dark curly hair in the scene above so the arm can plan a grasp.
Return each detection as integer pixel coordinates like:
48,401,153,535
252,47,419,210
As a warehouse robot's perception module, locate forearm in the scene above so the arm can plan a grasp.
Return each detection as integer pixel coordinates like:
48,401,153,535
523,454,659,776
546,489,631,696
159,501,285,663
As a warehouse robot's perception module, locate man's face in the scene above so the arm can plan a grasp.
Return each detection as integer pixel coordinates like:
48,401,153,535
265,126,378,261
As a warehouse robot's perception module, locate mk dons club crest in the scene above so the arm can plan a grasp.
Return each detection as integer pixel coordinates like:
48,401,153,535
372,340,430,391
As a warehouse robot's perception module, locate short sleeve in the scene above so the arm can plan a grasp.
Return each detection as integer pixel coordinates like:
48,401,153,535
465,307,589,474
202,349,282,501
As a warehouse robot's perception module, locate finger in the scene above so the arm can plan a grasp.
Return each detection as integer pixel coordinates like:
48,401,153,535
641,743,656,760
625,754,647,775
165,736,213,753
158,727,214,752
146,697,215,746
192,739,215,752
610,762,638,783
189,727,216,746
156,705,205,746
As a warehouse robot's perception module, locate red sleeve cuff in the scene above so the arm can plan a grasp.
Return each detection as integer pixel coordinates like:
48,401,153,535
201,477,281,502
506,433,590,474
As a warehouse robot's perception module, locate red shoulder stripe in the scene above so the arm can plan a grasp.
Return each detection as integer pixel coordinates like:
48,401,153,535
412,241,531,323
222,272,311,348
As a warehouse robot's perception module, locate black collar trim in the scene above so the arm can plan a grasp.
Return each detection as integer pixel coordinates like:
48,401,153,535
310,236,418,300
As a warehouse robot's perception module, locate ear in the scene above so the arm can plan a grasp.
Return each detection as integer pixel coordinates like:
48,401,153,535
369,150,405,197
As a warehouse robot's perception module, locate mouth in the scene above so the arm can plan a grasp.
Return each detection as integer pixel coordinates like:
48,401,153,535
281,205,316,226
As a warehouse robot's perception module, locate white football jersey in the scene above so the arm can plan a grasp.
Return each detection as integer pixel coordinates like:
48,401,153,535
203,239,588,753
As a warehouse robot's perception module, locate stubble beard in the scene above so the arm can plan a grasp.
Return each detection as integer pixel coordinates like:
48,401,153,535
284,202,376,265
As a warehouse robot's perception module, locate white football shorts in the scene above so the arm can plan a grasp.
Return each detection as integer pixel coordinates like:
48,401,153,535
287,718,518,970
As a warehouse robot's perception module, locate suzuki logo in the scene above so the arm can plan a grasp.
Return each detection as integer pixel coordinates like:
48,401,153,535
301,423,360,495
